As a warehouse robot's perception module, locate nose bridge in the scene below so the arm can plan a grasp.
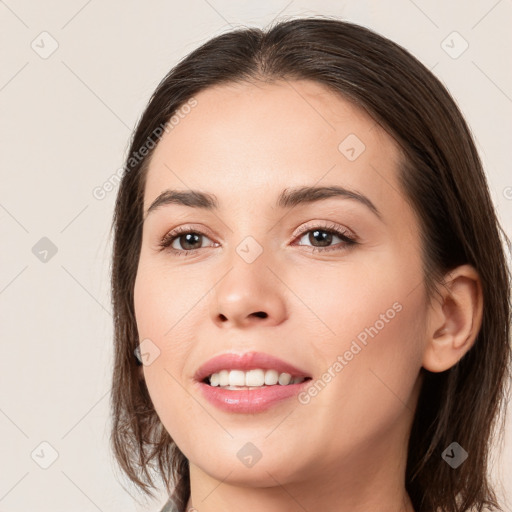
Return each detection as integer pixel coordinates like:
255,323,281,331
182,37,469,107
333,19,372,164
218,199,277,270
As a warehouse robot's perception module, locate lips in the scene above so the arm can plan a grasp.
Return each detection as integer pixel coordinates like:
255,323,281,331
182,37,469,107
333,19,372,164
194,351,313,413
194,351,312,383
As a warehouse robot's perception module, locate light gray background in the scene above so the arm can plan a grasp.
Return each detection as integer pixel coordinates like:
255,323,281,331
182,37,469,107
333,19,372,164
1,1,511,511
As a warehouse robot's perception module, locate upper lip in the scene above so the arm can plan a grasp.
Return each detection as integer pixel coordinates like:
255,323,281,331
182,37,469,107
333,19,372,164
194,351,311,382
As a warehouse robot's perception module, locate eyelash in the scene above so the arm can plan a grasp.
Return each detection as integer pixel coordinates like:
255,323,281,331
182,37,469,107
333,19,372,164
158,222,358,256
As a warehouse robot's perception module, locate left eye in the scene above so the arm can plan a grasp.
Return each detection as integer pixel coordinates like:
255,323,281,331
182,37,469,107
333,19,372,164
293,225,357,253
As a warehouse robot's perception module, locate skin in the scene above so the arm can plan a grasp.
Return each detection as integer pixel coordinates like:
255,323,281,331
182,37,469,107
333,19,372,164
133,79,482,512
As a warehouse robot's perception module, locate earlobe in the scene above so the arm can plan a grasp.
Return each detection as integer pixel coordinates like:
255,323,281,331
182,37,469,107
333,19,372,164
422,265,483,373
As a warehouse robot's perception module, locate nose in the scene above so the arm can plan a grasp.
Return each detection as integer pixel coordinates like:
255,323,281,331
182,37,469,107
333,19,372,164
209,250,288,329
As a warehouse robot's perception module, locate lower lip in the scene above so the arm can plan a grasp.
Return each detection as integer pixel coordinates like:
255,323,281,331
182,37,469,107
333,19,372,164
197,380,310,413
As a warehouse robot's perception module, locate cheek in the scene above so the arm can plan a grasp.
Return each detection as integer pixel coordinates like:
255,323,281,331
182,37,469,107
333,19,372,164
285,250,425,365
133,259,210,443
133,257,209,345
303,280,426,450
290,256,427,438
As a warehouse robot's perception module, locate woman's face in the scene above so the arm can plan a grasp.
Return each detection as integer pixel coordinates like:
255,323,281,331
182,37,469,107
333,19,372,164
134,80,429,491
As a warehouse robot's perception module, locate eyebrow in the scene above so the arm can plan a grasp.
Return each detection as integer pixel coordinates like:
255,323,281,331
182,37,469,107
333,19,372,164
144,185,382,220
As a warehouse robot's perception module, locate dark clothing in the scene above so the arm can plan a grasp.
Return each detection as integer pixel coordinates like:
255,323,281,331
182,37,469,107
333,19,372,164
159,499,181,512
160,499,186,512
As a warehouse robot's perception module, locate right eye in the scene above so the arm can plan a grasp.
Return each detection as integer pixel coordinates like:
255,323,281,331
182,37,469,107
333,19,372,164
159,226,218,256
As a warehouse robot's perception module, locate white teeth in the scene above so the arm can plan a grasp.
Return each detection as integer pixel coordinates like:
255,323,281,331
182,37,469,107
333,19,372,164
278,373,292,385
210,373,220,386
229,370,246,387
207,369,306,388
245,369,265,387
219,370,229,386
264,369,279,385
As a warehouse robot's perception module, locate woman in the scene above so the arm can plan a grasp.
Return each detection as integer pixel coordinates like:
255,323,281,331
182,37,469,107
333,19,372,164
109,16,511,512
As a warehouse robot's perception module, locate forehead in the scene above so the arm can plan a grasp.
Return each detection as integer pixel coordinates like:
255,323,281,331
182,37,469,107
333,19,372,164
142,79,403,214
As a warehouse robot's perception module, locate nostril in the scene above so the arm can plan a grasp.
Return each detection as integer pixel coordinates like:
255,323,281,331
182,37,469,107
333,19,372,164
253,311,268,318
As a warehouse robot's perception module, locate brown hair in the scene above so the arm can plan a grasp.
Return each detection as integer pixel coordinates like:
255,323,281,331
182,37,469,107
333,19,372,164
109,16,511,512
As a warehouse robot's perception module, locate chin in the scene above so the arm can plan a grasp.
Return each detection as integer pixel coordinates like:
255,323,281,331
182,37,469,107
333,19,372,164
184,434,313,487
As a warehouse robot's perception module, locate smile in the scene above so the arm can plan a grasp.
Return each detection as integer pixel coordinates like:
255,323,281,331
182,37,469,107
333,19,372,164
195,352,312,413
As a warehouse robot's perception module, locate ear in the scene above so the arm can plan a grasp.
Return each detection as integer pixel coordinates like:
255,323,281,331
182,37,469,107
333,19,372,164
422,264,483,372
